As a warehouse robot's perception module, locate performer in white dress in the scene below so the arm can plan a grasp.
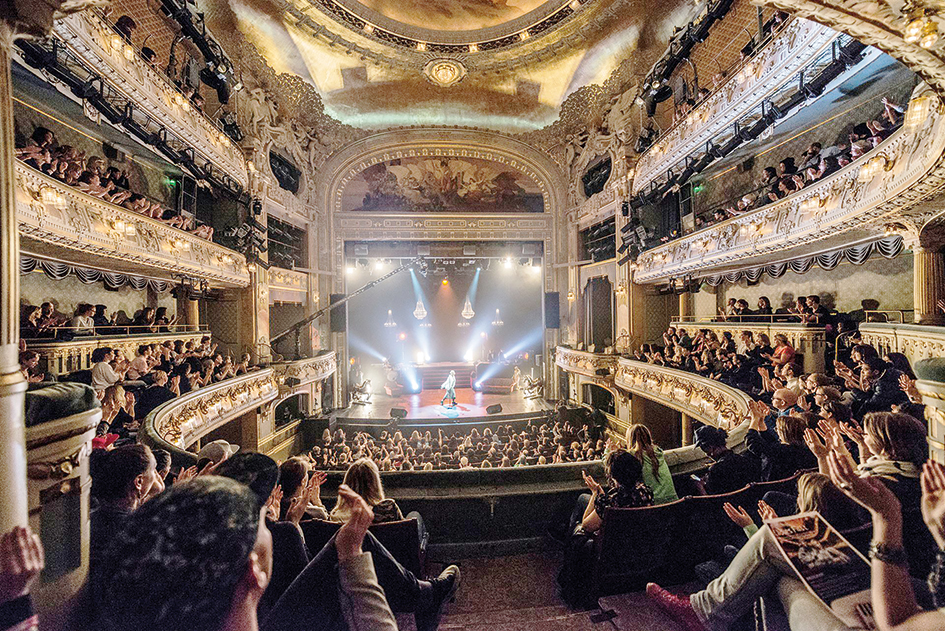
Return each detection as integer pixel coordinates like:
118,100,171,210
440,370,457,407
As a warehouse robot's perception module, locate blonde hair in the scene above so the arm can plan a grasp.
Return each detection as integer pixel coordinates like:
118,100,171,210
626,424,660,480
102,384,125,408
330,458,385,521
796,472,834,513
863,412,927,465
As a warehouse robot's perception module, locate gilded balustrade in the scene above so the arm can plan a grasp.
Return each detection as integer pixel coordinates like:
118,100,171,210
28,330,207,375
15,163,249,286
142,369,279,465
554,346,619,378
634,82,945,284
859,323,945,365
271,351,337,398
268,266,310,304
51,11,248,187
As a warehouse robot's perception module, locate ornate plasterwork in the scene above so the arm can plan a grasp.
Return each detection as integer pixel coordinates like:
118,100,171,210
15,163,250,287
146,370,279,452
272,351,337,398
51,11,248,187
268,267,309,304
674,321,827,373
613,358,753,430
632,19,840,194
860,323,945,365
554,346,618,378
633,83,945,283
29,331,207,375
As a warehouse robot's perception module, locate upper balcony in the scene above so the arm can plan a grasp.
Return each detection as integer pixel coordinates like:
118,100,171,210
15,161,250,287
631,83,945,284
22,10,247,191
633,19,844,194
268,267,310,305
272,351,337,399
554,346,619,379
860,323,945,366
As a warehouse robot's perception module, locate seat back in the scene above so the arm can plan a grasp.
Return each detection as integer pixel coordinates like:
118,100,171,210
594,499,689,594
676,486,756,566
300,518,423,577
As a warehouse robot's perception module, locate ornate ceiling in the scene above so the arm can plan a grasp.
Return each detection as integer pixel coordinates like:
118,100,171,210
202,0,693,133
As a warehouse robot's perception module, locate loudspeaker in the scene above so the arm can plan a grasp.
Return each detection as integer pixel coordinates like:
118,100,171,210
329,294,346,333
284,377,301,387
486,404,503,415
544,292,560,329
390,407,408,419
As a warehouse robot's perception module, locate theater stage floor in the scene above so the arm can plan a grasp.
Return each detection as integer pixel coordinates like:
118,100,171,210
333,390,552,422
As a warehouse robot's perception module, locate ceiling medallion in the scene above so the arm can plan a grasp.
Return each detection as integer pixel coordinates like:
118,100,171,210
423,59,467,88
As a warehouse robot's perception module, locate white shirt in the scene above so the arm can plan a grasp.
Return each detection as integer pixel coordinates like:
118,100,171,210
126,355,150,380
71,315,95,335
91,361,121,391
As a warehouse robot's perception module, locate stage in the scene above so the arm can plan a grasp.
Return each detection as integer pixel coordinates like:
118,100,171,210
332,390,553,429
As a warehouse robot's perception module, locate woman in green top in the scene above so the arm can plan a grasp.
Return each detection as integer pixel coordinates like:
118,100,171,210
626,424,679,505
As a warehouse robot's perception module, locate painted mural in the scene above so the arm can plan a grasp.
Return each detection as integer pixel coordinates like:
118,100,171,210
357,0,549,32
341,157,544,213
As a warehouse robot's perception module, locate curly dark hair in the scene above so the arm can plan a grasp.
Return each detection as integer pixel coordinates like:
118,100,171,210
96,477,261,631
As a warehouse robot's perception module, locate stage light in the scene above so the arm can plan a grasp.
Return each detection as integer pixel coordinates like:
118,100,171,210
416,351,425,364
480,332,487,339
442,278,449,286
531,265,541,274
399,332,407,341
375,260,384,270
503,257,513,269
346,266,355,274
464,351,474,362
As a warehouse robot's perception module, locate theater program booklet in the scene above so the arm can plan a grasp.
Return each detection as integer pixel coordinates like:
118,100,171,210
766,511,875,630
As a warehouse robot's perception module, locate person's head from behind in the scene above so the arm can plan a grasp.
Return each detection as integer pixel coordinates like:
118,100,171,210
279,457,310,500
342,458,384,506
626,424,660,479
694,425,728,458
91,347,113,364
795,472,863,530
96,477,271,631
90,444,158,509
777,415,807,446
863,412,927,466
604,448,644,488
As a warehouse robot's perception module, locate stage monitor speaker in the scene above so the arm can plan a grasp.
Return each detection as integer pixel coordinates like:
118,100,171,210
544,292,560,329
390,407,408,419
330,294,347,332
486,404,503,415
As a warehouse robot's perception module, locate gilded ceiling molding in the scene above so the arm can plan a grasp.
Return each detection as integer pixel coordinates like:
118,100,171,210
633,83,945,283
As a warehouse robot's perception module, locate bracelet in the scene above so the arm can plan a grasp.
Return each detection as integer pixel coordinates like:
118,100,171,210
869,542,909,567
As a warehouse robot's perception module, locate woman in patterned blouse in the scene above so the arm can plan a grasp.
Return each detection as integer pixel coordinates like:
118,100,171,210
578,448,654,534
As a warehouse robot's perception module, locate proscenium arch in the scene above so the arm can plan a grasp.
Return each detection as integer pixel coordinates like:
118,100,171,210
317,127,569,217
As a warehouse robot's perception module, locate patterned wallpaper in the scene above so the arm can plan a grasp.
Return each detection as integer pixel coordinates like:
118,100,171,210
691,252,914,316
20,270,175,318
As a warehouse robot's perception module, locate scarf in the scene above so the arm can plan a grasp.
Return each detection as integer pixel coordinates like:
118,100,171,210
858,455,920,480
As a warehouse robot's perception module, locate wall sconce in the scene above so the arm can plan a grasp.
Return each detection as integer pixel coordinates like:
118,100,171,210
567,290,576,302
614,282,627,296
857,154,892,183
905,93,942,128
109,33,123,51
122,45,135,61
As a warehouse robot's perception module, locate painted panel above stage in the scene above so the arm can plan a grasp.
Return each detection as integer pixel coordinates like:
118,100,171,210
339,154,545,213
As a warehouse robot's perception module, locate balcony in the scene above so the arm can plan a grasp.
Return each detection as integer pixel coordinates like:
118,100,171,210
633,19,842,193
860,323,945,366
632,83,945,284
272,351,337,398
614,359,752,430
15,162,250,286
142,369,279,465
28,329,208,375
268,267,310,304
554,346,619,379
49,11,247,189
670,318,828,373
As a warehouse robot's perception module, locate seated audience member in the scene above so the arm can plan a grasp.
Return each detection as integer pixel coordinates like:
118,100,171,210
125,344,155,381
754,296,773,318
21,305,49,338
131,307,157,333
70,303,96,336
154,306,176,332
693,426,760,495
90,347,129,393
92,304,115,333
647,470,868,631
99,384,137,439
38,301,66,331
19,350,45,384
626,424,678,504
88,444,158,568
135,370,180,419
745,401,817,481
330,458,408,525
762,333,795,366
277,457,328,521
852,355,909,417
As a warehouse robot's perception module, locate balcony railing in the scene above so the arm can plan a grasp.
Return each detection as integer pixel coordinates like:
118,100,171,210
272,351,337,398
50,11,248,188
27,329,208,375
15,163,250,286
268,267,310,304
614,359,752,431
554,346,619,378
669,318,828,373
142,369,279,466
632,83,945,284
633,19,842,194
859,323,945,366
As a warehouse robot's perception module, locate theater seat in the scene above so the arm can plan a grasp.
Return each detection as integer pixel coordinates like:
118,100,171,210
300,517,425,577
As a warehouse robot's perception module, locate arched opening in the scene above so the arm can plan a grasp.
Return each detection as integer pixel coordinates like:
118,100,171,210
583,383,615,416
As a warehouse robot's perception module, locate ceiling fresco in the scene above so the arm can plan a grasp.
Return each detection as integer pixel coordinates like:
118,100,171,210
201,0,693,133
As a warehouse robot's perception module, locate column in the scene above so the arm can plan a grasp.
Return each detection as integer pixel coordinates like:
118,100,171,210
678,292,691,324
680,413,693,446
176,296,200,331
913,246,945,325
0,25,29,533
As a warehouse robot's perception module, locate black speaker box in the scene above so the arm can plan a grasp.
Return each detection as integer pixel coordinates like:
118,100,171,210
329,294,347,333
544,292,560,329
486,404,503,415
390,407,408,419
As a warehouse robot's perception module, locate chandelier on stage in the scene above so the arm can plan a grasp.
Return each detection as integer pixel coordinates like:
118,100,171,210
383,310,397,328
413,299,428,320
491,309,504,327
461,297,475,320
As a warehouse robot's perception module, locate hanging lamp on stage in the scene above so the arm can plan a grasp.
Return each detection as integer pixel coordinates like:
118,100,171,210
492,309,504,327
383,309,397,328
461,297,475,320
413,299,428,320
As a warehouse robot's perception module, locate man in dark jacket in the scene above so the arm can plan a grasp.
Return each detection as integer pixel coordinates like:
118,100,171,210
693,426,761,495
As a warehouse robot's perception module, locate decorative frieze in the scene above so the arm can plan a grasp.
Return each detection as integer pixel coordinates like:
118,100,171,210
29,330,208,375
145,369,279,455
613,359,752,430
268,267,309,304
51,11,248,187
15,163,249,286
633,19,841,194
554,346,619,378
634,83,945,283
860,323,945,365
272,351,337,397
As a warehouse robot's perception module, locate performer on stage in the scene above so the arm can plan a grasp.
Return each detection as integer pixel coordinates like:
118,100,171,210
440,369,457,407
510,366,522,393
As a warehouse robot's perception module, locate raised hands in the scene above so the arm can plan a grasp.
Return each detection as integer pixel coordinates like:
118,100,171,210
723,502,753,529
757,500,778,522
335,485,375,563
582,469,603,495
747,400,770,431
0,526,44,605
921,460,945,551
827,450,900,520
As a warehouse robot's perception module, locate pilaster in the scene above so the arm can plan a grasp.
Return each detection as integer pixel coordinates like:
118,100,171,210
913,246,945,325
